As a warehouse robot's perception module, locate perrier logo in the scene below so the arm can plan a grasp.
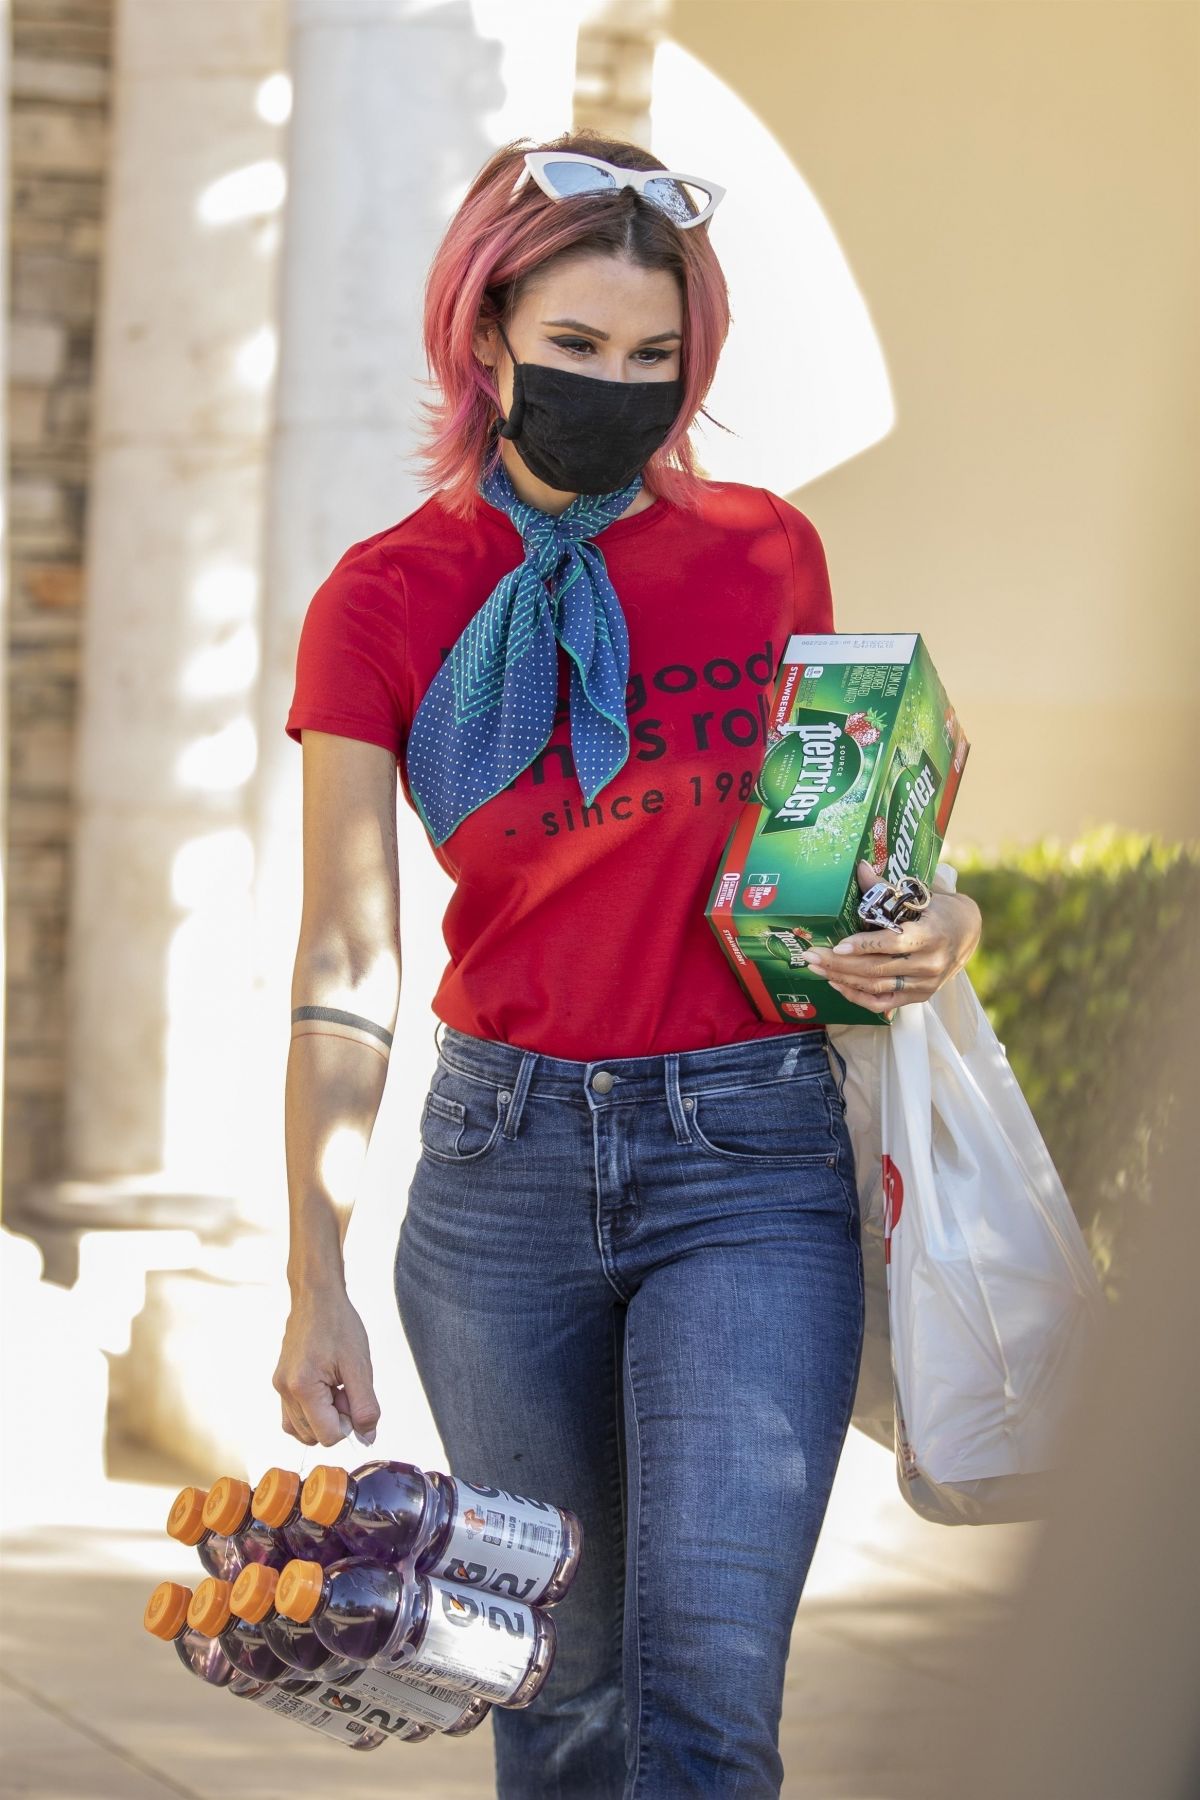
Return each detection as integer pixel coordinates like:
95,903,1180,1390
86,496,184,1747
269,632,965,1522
884,751,941,884
754,710,863,834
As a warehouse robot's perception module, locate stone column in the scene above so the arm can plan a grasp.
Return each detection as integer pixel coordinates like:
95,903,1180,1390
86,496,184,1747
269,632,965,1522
30,1,288,1470
64,0,287,1206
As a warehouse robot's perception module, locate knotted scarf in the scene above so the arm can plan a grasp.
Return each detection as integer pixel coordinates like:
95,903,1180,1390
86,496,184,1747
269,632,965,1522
407,455,644,847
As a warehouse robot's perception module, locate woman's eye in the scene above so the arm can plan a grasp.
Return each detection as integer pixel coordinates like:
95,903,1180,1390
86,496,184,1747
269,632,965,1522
552,337,671,364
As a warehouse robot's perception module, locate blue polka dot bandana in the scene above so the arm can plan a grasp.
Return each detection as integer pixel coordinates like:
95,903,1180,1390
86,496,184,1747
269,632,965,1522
407,456,643,847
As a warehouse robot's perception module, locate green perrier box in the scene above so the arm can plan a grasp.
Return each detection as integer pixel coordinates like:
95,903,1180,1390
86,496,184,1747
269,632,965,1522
705,633,969,1026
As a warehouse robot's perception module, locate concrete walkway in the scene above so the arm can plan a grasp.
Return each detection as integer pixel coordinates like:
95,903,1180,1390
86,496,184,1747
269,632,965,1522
0,1430,1036,1799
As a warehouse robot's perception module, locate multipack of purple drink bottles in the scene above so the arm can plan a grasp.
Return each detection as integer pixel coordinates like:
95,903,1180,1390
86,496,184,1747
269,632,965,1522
143,1458,584,1753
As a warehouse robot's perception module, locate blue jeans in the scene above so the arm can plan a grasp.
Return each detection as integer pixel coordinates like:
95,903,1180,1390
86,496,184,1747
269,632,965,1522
393,1021,864,1799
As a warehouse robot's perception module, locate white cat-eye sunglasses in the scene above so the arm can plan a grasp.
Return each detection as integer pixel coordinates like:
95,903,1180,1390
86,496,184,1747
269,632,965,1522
510,151,725,230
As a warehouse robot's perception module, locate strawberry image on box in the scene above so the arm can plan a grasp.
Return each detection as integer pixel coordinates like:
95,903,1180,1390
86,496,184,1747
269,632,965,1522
704,633,969,1027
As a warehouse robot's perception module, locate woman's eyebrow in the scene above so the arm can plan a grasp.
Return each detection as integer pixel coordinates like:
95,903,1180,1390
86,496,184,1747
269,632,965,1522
542,318,682,344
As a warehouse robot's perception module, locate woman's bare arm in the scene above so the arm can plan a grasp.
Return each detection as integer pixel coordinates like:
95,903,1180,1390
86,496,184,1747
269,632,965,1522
273,729,401,1446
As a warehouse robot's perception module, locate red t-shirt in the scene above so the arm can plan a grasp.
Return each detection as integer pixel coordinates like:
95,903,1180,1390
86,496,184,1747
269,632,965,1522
285,480,835,1059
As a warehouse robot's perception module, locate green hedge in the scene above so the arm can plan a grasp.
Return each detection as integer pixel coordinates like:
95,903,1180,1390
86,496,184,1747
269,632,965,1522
953,828,1199,1302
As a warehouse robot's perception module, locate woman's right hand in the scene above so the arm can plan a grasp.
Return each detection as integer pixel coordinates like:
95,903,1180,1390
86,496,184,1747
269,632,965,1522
272,1284,382,1448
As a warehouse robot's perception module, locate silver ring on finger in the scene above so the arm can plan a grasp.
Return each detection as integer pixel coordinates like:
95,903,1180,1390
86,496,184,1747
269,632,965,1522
893,974,906,994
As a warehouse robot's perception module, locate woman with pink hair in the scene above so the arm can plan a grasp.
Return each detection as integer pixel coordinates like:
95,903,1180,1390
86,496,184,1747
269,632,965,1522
276,128,982,1797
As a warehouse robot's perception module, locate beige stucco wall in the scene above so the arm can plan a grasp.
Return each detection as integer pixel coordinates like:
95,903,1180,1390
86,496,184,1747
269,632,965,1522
666,0,1199,849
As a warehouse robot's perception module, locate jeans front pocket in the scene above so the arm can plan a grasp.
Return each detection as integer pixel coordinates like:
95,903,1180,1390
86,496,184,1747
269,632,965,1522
686,1071,840,1167
418,1060,507,1164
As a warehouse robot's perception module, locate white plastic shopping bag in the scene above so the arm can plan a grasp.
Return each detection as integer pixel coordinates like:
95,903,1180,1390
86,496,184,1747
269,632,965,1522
830,864,1109,1524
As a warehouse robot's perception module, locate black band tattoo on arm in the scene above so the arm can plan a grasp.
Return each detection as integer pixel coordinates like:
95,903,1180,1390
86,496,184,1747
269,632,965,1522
291,1005,394,1050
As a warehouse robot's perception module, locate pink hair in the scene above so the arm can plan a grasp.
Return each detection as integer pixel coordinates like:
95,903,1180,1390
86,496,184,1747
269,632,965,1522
407,129,734,521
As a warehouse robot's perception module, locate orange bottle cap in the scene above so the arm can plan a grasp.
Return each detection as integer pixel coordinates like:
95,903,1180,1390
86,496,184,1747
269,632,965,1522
187,1576,235,1636
230,1562,279,1624
274,1559,325,1623
252,1467,300,1528
201,1476,253,1537
166,1487,209,1546
300,1465,349,1527
144,1581,192,1640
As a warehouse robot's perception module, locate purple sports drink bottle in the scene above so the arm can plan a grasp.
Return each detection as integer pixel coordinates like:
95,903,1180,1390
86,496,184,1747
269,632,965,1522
144,1581,236,1688
165,1487,243,1583
229,1562,331,1671
251,1467,349,1568
201,1476,291,1571
274,1555,556,1709
416,1472,584,1605
299,1460,432,1561
230,1562,491,1736
143,1582,405,1750
186,1575,292,1682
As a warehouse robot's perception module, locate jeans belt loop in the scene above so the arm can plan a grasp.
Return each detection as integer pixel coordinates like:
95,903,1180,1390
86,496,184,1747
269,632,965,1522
502,1047,538,1139
663,1051,692,1145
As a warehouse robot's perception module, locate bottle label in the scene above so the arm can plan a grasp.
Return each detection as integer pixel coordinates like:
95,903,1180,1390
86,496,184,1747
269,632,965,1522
255,1676,412,1742
329,1662,470,1730
432,1477,561,1602
383,1576,537,1703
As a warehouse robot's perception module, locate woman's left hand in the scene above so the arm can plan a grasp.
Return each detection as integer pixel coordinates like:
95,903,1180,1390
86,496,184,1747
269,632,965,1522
799,860,982,1017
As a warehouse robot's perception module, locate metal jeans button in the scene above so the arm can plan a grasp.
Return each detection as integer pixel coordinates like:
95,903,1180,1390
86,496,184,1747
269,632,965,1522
591,1069,615,1094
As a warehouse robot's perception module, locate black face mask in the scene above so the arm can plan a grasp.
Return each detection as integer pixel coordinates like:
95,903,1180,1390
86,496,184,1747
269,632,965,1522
493,319,684,495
